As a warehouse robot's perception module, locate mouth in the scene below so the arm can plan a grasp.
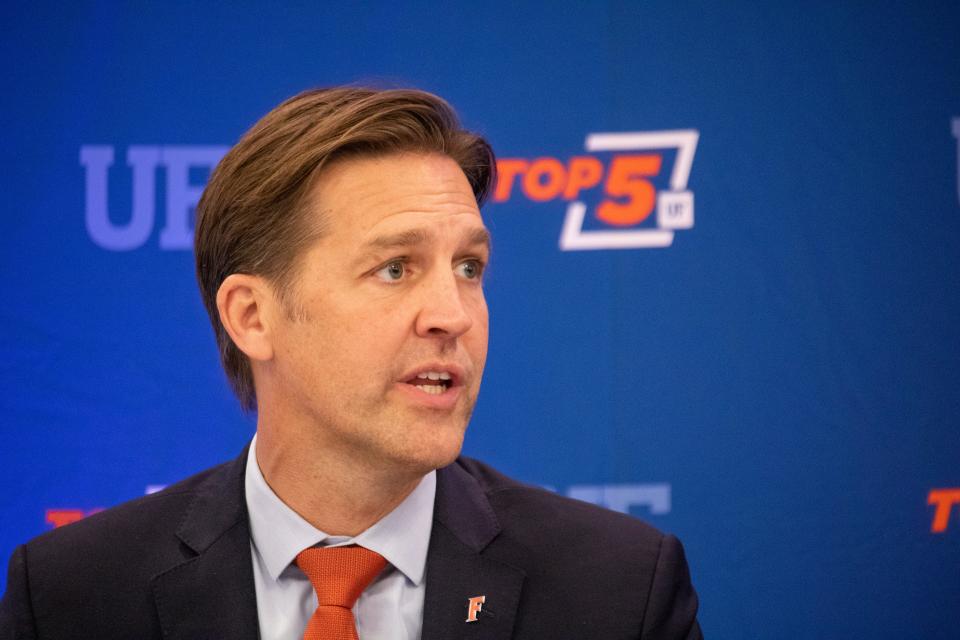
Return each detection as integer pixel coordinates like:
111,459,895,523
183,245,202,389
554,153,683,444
397,365,466,407
406,370,454,395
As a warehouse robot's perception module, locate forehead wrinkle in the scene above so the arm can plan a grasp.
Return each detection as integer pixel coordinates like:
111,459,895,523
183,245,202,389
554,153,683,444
355,198,484,246
367,227,431,250
354,189,480,219
311,153,485,255
364,221,489,252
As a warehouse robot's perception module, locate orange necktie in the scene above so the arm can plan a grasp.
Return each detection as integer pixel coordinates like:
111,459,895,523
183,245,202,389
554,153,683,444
295,545,387,640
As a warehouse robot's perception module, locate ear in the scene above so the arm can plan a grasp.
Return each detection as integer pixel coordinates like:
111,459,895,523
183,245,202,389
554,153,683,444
216,273,276,362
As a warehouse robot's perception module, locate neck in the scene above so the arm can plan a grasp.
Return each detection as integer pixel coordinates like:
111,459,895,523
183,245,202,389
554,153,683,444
253,421,425,537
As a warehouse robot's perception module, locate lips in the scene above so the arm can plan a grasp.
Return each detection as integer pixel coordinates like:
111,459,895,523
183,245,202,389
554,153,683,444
400,364,465,398
408,371,452,395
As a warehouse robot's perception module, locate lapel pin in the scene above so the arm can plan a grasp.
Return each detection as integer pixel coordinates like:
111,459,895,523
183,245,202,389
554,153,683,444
465,595,486,622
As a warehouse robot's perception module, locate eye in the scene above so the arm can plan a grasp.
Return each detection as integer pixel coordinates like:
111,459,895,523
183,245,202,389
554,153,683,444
374,260,406,282
456,259,484,280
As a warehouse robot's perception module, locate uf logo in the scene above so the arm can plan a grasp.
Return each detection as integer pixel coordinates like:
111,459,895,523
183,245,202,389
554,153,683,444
539,483,672,515
45,508,103,528
81,145,227,250
566,483,671,515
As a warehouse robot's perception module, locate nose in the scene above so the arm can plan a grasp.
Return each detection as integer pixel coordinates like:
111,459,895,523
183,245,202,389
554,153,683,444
414,269,475,339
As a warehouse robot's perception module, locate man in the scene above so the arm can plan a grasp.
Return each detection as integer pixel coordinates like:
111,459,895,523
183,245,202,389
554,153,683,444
0,87,701,639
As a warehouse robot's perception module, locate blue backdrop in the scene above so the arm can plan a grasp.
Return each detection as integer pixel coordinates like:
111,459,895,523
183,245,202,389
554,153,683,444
2,2,959,637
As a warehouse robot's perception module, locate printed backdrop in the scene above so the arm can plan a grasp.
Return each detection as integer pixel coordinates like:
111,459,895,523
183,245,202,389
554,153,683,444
2,2,959,637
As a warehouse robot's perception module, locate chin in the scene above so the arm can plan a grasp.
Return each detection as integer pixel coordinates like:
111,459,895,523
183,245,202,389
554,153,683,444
394,426,466,474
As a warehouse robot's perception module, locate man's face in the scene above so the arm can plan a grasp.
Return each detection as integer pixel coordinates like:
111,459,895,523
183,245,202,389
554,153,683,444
264,152,490,475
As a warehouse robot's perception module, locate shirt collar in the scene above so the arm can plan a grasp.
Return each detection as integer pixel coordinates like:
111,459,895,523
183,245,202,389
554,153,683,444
244,434,436,586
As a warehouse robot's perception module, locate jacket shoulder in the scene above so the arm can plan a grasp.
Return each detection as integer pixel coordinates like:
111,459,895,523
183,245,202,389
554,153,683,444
24,459,231,562
451,457,701,638
455,456,666,549
5,459,239,633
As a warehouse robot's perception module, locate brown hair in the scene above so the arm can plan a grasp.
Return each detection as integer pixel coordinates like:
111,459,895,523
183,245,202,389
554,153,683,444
194,87,496,411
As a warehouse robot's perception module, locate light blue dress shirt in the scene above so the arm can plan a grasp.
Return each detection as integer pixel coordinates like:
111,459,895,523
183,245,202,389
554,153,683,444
245,435,436,640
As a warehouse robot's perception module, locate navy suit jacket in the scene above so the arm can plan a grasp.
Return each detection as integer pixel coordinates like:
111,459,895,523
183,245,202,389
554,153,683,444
0,450,702,639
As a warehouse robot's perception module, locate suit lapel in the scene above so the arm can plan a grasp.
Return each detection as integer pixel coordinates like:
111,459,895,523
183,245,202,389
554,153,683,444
151,449,260,640
421,461,526,640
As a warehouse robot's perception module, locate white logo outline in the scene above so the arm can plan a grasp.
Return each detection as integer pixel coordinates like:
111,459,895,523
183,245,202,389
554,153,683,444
559,130,699,251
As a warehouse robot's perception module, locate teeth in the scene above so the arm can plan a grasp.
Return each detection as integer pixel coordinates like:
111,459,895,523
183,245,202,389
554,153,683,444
415,384,445,395
415,371,453,381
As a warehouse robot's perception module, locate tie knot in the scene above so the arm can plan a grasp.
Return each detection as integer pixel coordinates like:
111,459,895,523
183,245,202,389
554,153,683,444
295,546,387,609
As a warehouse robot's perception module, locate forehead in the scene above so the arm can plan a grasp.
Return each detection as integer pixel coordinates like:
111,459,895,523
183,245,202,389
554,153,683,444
308,152,484,240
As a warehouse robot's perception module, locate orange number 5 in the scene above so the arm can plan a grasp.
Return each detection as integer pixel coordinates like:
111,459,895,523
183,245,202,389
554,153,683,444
597,154,662,226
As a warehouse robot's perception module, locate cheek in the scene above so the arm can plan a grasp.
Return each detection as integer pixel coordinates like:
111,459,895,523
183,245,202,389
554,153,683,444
466,295,490,358
470,291,489,332
331,305,410,368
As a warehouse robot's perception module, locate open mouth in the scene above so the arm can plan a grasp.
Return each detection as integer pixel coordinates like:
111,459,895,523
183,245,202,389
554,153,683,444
407,371,454,395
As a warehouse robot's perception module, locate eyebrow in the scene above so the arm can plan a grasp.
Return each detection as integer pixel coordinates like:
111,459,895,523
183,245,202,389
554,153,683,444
365,227,491,252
